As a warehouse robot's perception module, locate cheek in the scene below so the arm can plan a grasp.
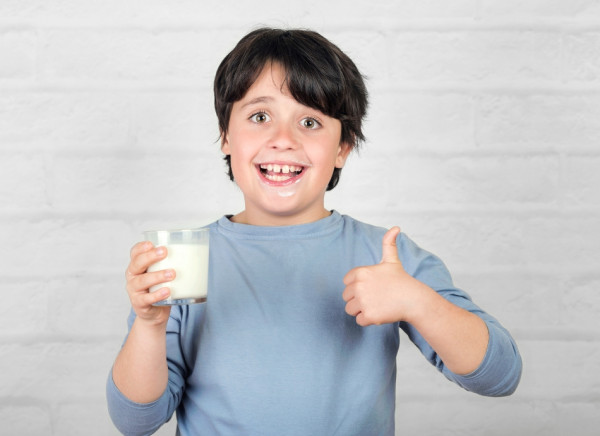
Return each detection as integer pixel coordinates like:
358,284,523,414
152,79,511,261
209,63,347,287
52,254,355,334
317,142,344,167
228,150,247,173
227,140,256,179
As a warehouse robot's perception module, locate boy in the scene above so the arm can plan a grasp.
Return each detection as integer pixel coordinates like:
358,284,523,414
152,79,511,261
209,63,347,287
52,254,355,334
107,28,522,435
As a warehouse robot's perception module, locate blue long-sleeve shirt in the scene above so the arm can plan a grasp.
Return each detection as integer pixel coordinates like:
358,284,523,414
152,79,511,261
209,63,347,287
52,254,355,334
107,211,521,435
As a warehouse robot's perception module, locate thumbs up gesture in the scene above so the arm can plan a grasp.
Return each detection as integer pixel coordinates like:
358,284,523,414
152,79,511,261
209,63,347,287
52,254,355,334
342,227,422,326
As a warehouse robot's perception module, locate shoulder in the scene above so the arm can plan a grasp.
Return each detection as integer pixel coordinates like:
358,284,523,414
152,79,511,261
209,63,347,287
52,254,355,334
338,213,387,240
339,213,452,285
338,213,418,255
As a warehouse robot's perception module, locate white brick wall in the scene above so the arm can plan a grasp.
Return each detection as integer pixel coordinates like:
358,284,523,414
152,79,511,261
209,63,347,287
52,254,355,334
1,1,599,434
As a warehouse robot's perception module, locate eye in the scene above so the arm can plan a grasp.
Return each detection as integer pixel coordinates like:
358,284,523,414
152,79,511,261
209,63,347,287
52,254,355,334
249,112,270,124
301,117,321,130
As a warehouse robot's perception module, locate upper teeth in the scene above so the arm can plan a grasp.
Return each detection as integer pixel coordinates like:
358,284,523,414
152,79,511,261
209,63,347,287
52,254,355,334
260,164,302,174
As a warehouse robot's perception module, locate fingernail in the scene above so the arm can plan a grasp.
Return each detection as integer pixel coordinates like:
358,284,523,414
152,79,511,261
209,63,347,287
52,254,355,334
156,247,165,256
164,269,174,279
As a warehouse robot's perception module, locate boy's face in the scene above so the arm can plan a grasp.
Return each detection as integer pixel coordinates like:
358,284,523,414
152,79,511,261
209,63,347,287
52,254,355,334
222,63,351,226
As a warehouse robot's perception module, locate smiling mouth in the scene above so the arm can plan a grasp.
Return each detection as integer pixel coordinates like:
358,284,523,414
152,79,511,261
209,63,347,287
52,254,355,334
257,163,305,183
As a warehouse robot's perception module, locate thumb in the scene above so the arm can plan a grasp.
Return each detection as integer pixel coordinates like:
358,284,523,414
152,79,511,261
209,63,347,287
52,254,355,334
381,226,401,264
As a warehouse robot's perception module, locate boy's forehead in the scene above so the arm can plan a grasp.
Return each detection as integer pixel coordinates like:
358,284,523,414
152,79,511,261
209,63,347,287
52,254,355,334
237,63,293,104
251,62,289,92
235,61,333,120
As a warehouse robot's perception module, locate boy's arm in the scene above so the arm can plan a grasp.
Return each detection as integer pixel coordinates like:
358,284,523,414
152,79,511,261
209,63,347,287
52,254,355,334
107,242,183,434
343,227,521,394
112,316,170,403
343,227,488,375
112,241,173,402
391,276,489,376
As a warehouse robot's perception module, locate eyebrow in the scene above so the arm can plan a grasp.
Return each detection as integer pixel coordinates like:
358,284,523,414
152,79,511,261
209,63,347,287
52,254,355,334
240,96,273,109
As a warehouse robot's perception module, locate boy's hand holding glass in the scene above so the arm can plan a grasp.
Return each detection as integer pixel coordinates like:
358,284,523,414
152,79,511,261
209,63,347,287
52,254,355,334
124,228,210,324
125,241,174,326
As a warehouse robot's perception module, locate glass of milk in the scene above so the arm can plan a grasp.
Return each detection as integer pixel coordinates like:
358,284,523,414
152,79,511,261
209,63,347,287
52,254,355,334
143,228,210,305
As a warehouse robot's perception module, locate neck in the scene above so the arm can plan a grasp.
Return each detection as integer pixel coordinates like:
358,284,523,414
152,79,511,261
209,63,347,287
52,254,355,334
230,208,332,226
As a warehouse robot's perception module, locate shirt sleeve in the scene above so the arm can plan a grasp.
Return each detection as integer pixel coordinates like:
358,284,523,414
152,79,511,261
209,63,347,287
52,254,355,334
397,233,522,397
106,308,188,435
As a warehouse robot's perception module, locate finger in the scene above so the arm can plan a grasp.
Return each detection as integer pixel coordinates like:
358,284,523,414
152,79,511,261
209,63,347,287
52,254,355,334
342,284,355,302
343,268,357,286
345,299,361,317
355,312,370,327
144,286,171,306
128,245,168,277
381,226,401,264
130,241,153,259
343,265,370,285
127,269,175,294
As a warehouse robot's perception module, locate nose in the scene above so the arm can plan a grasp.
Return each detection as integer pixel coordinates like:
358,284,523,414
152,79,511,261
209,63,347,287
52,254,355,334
269,123,300,150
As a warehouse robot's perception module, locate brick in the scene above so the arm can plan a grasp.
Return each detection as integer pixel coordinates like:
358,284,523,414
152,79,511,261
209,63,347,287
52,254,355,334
0,153,49,212
367,90,475,152
0,218,133,278
477,93,600,152
0,340,119,399
0,94,45,144
561,155,600,207
453,272,559,331
0,30,36,79
559,274,600,330
550,402,600,436
0,0,35,19
327,154,396,216
56,399,121,436
46,275,131,338
296,1,479,23
390,31,562,84
518,339,600,399
327,31,392,84
0,90,219,152
0,0,137,21
0,0,216,23
47,152,237,217
129,92,216,152
389,0,479,18
481,0,600,18
0,279,49,336
564,32,600,82
39,28,228,83
455,272,600,333
0,1,293,24
391,214,600,274
0,92,131,149
396,338,600,434
0,0,477,25
0,402,52,435
397,333,600,402
395,398,599,436
331,154,560,219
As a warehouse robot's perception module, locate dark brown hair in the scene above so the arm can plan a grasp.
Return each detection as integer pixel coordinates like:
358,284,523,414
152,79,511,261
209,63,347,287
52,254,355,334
214,28,368,191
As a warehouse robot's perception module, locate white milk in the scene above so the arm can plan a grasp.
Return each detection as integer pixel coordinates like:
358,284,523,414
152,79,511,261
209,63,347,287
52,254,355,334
148,243,209,300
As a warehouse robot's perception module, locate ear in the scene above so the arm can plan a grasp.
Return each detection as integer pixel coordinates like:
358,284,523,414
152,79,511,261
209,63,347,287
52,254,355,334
335,142,352,168
221,131,231,155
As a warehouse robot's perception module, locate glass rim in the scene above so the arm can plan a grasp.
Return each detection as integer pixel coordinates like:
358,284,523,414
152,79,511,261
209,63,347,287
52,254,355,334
142,227,209,237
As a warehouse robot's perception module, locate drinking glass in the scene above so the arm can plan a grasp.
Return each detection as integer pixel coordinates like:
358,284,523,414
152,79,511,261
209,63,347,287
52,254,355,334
143,228,209,305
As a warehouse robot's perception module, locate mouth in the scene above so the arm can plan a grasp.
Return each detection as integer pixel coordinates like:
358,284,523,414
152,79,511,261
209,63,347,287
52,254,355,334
256,163,306,184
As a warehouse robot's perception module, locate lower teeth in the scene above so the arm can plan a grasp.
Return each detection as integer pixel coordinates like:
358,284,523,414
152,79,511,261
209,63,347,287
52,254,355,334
266,174,291,182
